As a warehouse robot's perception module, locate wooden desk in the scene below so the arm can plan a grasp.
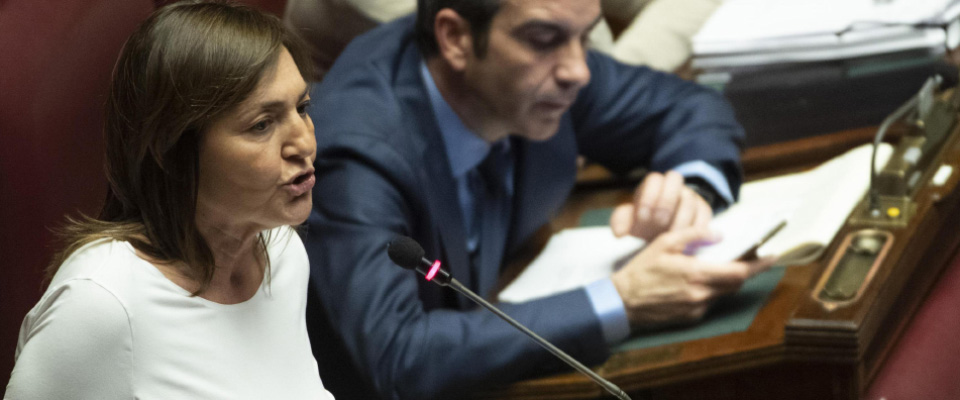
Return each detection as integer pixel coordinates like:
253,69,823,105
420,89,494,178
479,126,960,400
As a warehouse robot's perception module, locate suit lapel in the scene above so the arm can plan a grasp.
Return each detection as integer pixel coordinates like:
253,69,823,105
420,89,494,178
393,43,473,304
507,116,579,257
474,147,514,298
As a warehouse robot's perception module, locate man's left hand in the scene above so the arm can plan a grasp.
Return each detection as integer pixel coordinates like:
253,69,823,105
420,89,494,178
610,171,712,241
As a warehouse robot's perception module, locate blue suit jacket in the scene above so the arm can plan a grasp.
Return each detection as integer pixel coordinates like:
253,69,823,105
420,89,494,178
304,16,745,400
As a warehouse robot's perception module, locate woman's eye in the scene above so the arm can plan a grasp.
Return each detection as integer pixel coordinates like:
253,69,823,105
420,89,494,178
251,119,272,132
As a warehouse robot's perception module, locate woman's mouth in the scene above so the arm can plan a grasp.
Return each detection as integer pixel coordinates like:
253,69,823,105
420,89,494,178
283,169,315,197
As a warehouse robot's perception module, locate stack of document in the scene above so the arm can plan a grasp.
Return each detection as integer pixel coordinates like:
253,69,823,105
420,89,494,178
692,0,960,70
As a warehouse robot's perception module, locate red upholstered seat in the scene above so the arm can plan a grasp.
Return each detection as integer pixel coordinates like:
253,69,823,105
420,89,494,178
0,0,155,390
866,252,960,400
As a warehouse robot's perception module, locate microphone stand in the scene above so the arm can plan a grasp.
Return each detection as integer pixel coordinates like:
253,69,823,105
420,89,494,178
444,277,632,400
388,238,632,400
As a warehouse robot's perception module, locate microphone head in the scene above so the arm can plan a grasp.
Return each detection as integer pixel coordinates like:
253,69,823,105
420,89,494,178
387,236,425,270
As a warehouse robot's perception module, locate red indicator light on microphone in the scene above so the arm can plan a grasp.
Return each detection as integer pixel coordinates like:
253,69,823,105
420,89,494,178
425,260,441,281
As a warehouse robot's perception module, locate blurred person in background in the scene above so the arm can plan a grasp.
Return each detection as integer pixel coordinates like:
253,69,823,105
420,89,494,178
284,0,721,79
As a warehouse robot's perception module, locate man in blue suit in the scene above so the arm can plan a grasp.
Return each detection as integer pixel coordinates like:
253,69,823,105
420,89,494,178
304,0,774,398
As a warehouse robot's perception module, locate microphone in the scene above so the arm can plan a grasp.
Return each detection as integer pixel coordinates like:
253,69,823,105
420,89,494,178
867,74,941,217
386,236,632,400
386,236,453,285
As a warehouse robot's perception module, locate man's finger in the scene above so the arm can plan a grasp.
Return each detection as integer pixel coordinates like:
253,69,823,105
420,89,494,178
670,188,697,231
653,171,684,227
635,172,664,225
686,260,752,286
745,256,777,276
692,197,713,229
610,203,635,237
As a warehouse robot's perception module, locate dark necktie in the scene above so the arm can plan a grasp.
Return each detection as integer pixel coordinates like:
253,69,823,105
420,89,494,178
469,141,514,297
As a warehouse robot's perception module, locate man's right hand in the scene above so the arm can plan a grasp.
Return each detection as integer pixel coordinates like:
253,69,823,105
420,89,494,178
610,227,775,329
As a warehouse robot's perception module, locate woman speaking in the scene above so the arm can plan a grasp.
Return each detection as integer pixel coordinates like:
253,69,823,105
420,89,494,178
5,1,334,398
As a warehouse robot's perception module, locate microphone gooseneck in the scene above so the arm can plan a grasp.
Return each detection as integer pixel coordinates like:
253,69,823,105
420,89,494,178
385,236,632,400
869,96,918,216
868,74,941,217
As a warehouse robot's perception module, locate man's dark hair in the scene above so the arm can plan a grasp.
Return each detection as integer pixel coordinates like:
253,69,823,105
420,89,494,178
416,0,501,58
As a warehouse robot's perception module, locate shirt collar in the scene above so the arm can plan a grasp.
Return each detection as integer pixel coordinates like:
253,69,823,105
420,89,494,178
420,61,494,178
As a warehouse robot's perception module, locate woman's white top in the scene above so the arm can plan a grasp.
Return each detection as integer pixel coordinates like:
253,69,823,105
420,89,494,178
5,226,335,400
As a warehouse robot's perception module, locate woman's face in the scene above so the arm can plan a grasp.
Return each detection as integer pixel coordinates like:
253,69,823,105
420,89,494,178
197,47,316,232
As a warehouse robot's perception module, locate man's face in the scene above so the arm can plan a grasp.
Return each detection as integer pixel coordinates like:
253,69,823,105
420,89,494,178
462,0,600,141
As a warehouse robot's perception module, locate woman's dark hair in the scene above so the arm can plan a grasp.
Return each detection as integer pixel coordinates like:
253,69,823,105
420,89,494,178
415,0,501,58
47,0,314,294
